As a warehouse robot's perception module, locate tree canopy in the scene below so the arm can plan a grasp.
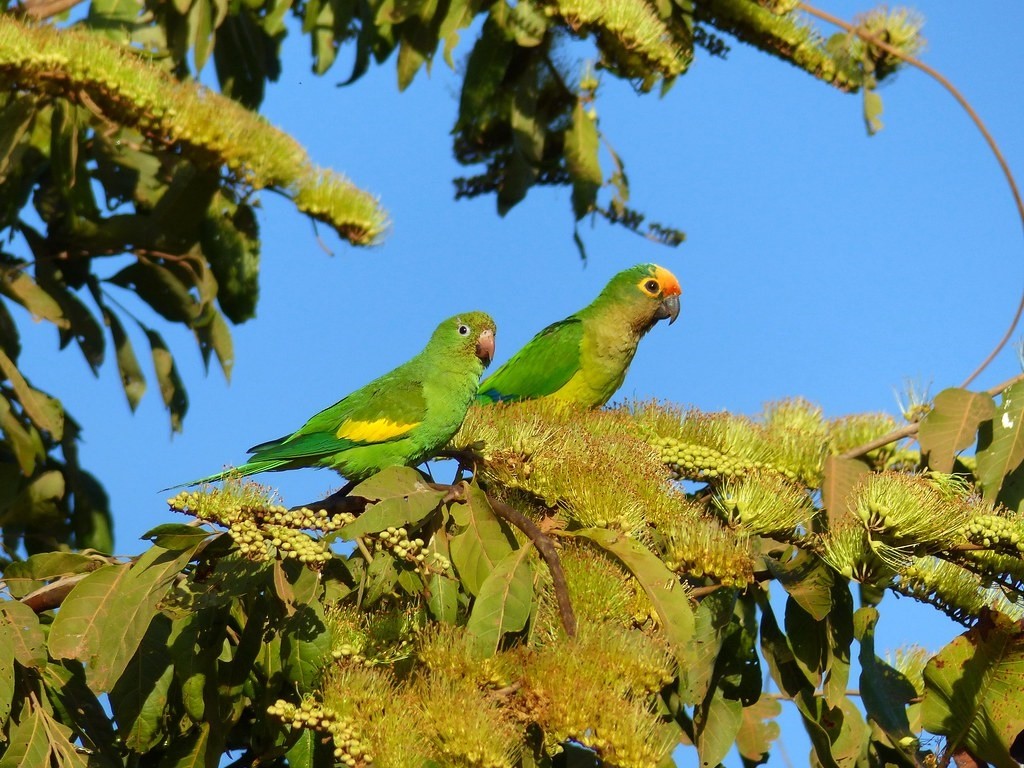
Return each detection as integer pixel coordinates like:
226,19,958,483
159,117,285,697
1,0,1023,766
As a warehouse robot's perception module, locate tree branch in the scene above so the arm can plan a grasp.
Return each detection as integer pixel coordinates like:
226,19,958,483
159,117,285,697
799,2,1024,389
438,482,578,638
487,494,578,638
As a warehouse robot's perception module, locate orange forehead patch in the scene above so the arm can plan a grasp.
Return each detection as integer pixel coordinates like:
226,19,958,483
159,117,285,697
336,418,419,442
653,265,681,295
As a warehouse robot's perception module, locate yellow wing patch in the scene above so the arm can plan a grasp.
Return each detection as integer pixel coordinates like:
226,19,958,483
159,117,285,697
336,418,419,443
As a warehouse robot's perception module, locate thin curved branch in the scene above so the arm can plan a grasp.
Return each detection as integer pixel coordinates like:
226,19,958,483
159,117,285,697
437,482,578,638
486,493,578,638
798,2,1024,389
839,371,1024,459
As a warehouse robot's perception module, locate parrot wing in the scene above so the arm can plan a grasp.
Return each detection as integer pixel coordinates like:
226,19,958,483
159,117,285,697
477,318,583,403
247,378,428,463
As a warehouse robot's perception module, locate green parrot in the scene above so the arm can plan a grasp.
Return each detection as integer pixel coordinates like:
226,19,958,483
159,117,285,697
476,263,680,408
174,312,496,486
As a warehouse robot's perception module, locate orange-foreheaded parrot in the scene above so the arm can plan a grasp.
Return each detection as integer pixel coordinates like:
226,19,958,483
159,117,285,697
476,264,680,408
174,312,496,486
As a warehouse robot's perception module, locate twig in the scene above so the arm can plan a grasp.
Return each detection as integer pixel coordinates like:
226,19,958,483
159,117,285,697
839,371,1024,459
487,494,578,638
799,2,1024,389
438,482,577,637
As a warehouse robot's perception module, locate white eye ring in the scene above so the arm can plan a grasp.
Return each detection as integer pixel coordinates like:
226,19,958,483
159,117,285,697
458,324,470,336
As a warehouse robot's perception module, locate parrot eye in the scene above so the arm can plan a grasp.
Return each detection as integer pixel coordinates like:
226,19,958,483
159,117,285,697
644,279,660,294
458,324,470,336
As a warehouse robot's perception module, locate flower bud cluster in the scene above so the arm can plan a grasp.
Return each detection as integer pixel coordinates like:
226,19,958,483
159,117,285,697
268,699,372,766
168,488,358,565
653,437,797,483
964,514,1024,553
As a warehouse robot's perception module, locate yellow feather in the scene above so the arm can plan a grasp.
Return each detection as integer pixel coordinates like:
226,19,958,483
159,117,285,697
336,418,419,442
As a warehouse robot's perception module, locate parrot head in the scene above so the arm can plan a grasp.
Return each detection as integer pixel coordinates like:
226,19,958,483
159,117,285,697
598,263,682,331
428,311,496,367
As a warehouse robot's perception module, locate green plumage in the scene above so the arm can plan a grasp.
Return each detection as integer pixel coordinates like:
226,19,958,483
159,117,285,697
174,312,496,487
476,264,681,408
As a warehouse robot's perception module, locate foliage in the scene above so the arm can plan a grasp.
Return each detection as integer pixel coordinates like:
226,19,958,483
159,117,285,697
0,0,1014,765
4,395,1024,765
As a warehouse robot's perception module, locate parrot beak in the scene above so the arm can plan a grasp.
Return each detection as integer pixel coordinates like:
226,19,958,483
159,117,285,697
656,294,681,325
476,329,495,366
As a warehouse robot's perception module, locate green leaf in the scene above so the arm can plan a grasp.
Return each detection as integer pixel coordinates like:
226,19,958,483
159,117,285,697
976,379,1024,499
426,529,458,623
756,595,842,768
396,35,427,90
338,486,445,539
0,702,88,768
145,328,189,432
193,306,234,380
497,149,536,215
201,192,260,321
280,601,332,687
508,0,547,46
511,62,543,165
0,348,64,438
191,0,216,72
678,587,737,703
821,455,870,520
158,722,221,768
822,580,854,708
565,99,602,220
49,542,203,691
694,687,743,768
449,483,516,596
108,614,175,752
863,88,883,135
736,697,781,767
0,621,12,724
141,523,216,550
0,705,52,768
575,527,694,659
465,546,533,658
0,298,21,360
104,308,146,411
213,12,278,108
0,395,43,474
785,595,826,688
918,388,995,473
351,465,431,501
47,563,124,662
0,599,47,667
0,94,37,179
765,549,834,620
108,260,202,325
38,278,105,374
41,661,118,761
922,609,1024,768
0,267,66,327
363,553,399,605
427,573,459,624
854,607,915,743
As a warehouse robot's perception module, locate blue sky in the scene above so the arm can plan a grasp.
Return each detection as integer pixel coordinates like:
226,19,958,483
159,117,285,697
13,0,1024,762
